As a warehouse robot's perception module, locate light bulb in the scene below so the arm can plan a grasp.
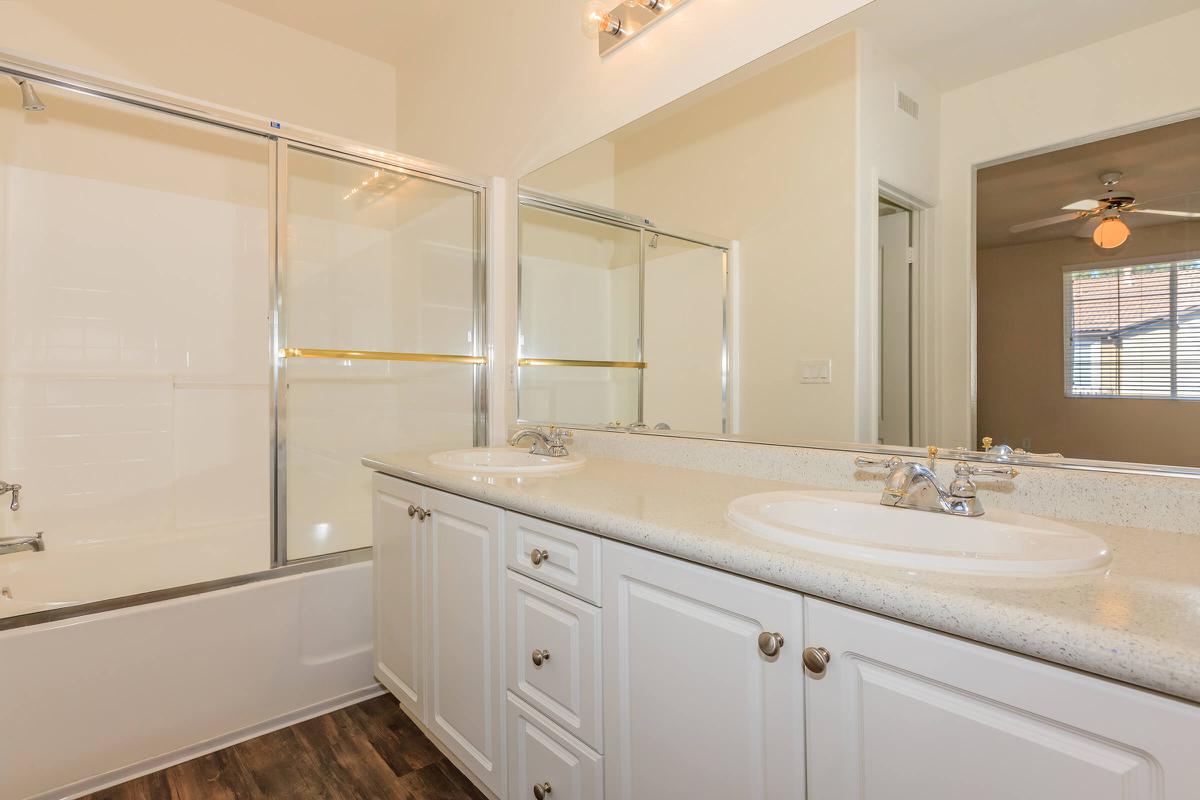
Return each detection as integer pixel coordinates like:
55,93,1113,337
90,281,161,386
582,1,610,37
1093,216,1130,249
582,0,623,37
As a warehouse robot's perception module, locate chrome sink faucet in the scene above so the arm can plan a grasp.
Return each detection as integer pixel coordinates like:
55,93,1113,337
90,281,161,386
508,426,572,457
0,532,44,556
0,481,20,512
855,454,1018,517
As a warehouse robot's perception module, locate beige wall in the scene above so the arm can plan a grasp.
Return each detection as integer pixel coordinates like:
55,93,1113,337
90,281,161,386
520,34,860,441
0,0,397,146
977,222,1200,467
938,7,1200,449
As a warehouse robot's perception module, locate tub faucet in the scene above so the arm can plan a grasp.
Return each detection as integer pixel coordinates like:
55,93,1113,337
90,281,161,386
854,457,1017,517
0,532,44,556
0,481,19,512
508,427,572,457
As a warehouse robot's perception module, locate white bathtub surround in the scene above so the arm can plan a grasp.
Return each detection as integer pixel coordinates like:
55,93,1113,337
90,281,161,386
364,452,1200,703
561,428,1200,536
0,560,376,800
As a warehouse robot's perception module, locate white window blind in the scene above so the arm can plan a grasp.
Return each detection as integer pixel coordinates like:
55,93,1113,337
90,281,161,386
1064,259,1200,399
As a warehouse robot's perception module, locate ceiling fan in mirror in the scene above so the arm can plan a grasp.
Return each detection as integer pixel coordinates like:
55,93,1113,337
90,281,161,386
1009,171,1200,249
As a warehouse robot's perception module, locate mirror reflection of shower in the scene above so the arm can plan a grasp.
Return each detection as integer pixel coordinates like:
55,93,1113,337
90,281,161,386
10,77,45,112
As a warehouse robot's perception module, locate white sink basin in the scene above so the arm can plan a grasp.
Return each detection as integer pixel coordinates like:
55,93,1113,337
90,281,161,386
428,447,585,476
726,490,1111,576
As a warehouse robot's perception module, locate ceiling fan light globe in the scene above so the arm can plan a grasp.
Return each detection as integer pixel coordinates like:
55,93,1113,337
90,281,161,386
1093,217,1130,249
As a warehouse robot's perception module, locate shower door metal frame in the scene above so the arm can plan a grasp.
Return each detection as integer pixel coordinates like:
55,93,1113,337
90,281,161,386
516,190,732,433
271,141,488,565
0,52,490,597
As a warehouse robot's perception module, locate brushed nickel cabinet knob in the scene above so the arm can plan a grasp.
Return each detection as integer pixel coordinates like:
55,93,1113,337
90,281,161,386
533,782,553,799
531,648,551,667
803,646,831,675
530,548,550,567
757,631,785,657
407,504,417,518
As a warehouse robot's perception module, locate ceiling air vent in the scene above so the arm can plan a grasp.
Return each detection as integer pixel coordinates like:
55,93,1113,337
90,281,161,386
896,86,919,120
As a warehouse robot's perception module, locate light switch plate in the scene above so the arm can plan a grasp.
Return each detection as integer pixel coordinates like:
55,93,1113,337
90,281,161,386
799,359,832,384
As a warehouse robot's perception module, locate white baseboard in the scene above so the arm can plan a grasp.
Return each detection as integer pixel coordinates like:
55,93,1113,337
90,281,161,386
29,683,386,800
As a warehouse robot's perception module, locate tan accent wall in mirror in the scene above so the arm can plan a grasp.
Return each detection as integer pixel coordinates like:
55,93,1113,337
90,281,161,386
978,221,1200,468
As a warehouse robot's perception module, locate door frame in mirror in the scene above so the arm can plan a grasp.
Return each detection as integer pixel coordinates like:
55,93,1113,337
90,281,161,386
967,106,1200,478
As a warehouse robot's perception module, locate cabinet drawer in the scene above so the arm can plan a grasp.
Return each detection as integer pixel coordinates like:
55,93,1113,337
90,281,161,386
508,693,603,800
506,512,602,604
507,571,603,750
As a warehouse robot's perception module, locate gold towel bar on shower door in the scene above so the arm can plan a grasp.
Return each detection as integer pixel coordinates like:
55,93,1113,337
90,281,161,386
518,358,647,369
282,348,488,365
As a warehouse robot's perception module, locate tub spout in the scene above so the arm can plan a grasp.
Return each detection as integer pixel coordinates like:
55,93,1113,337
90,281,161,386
0,532,43,556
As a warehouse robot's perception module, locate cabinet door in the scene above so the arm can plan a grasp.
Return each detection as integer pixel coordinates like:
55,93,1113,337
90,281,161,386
426,487,506,795
602,540,805,800
372,473,425,719
805,598,1200,800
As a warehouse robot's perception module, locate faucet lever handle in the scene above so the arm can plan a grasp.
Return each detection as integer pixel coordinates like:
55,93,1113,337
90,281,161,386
854,455,903,470
958,461,1019,479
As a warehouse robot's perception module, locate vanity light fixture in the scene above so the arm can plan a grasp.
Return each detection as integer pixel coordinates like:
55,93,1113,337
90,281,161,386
583,0,691,56
1092,213,1131,249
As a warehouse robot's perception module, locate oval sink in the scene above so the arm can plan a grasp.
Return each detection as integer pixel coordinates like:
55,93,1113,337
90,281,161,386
429,447,585,476
726,490,1111,576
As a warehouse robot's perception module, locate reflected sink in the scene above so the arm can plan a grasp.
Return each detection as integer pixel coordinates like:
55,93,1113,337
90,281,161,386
726,490,1111,576
428,447,585,476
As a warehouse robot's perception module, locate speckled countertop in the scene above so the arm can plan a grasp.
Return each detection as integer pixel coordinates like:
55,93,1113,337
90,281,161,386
363,452,1200,704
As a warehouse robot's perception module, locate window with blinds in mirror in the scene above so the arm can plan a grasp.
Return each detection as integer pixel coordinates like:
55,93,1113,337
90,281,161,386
1064,259,1200,399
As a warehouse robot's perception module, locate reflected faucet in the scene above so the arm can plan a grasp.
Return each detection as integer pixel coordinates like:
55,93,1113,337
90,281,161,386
0,532,44,556
508,426,572,457
0,481,20,512
855,456,1017,517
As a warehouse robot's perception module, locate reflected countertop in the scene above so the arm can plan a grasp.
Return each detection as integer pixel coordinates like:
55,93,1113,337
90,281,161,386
363,451,1200,704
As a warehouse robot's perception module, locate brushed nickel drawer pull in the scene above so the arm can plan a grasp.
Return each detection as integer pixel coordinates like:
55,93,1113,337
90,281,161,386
533,782,552,799
530,548,550,567
531,648,551,667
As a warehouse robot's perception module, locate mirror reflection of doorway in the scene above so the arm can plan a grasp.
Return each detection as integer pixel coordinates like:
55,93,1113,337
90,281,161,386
878,197,914,446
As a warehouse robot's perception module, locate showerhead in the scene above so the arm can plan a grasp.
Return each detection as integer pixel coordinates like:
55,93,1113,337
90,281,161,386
11,77,45,112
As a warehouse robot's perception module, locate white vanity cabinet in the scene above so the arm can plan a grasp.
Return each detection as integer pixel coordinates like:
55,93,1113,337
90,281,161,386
373,476,1200,800
601,540,807,800
372,473,506,796
804,597,1200,800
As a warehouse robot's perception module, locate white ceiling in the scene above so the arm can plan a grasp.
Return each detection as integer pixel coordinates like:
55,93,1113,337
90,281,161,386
216,0,1200,93
838,0,1200,91
977,116,1200,249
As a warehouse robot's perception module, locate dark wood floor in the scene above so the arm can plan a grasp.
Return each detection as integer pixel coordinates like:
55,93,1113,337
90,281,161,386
81,694,487,800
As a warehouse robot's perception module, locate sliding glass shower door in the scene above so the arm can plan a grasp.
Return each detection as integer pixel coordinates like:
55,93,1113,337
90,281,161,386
0,82,272,617
281,146,485,561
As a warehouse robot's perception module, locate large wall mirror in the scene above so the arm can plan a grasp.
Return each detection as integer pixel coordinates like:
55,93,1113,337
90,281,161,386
517,0,1200,473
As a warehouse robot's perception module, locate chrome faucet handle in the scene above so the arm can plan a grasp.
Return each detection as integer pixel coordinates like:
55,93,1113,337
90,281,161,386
854,455,904,471
950,461,1018,499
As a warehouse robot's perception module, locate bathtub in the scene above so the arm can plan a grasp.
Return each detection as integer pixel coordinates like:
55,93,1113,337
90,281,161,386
1,556,377,800
0,522,267,619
